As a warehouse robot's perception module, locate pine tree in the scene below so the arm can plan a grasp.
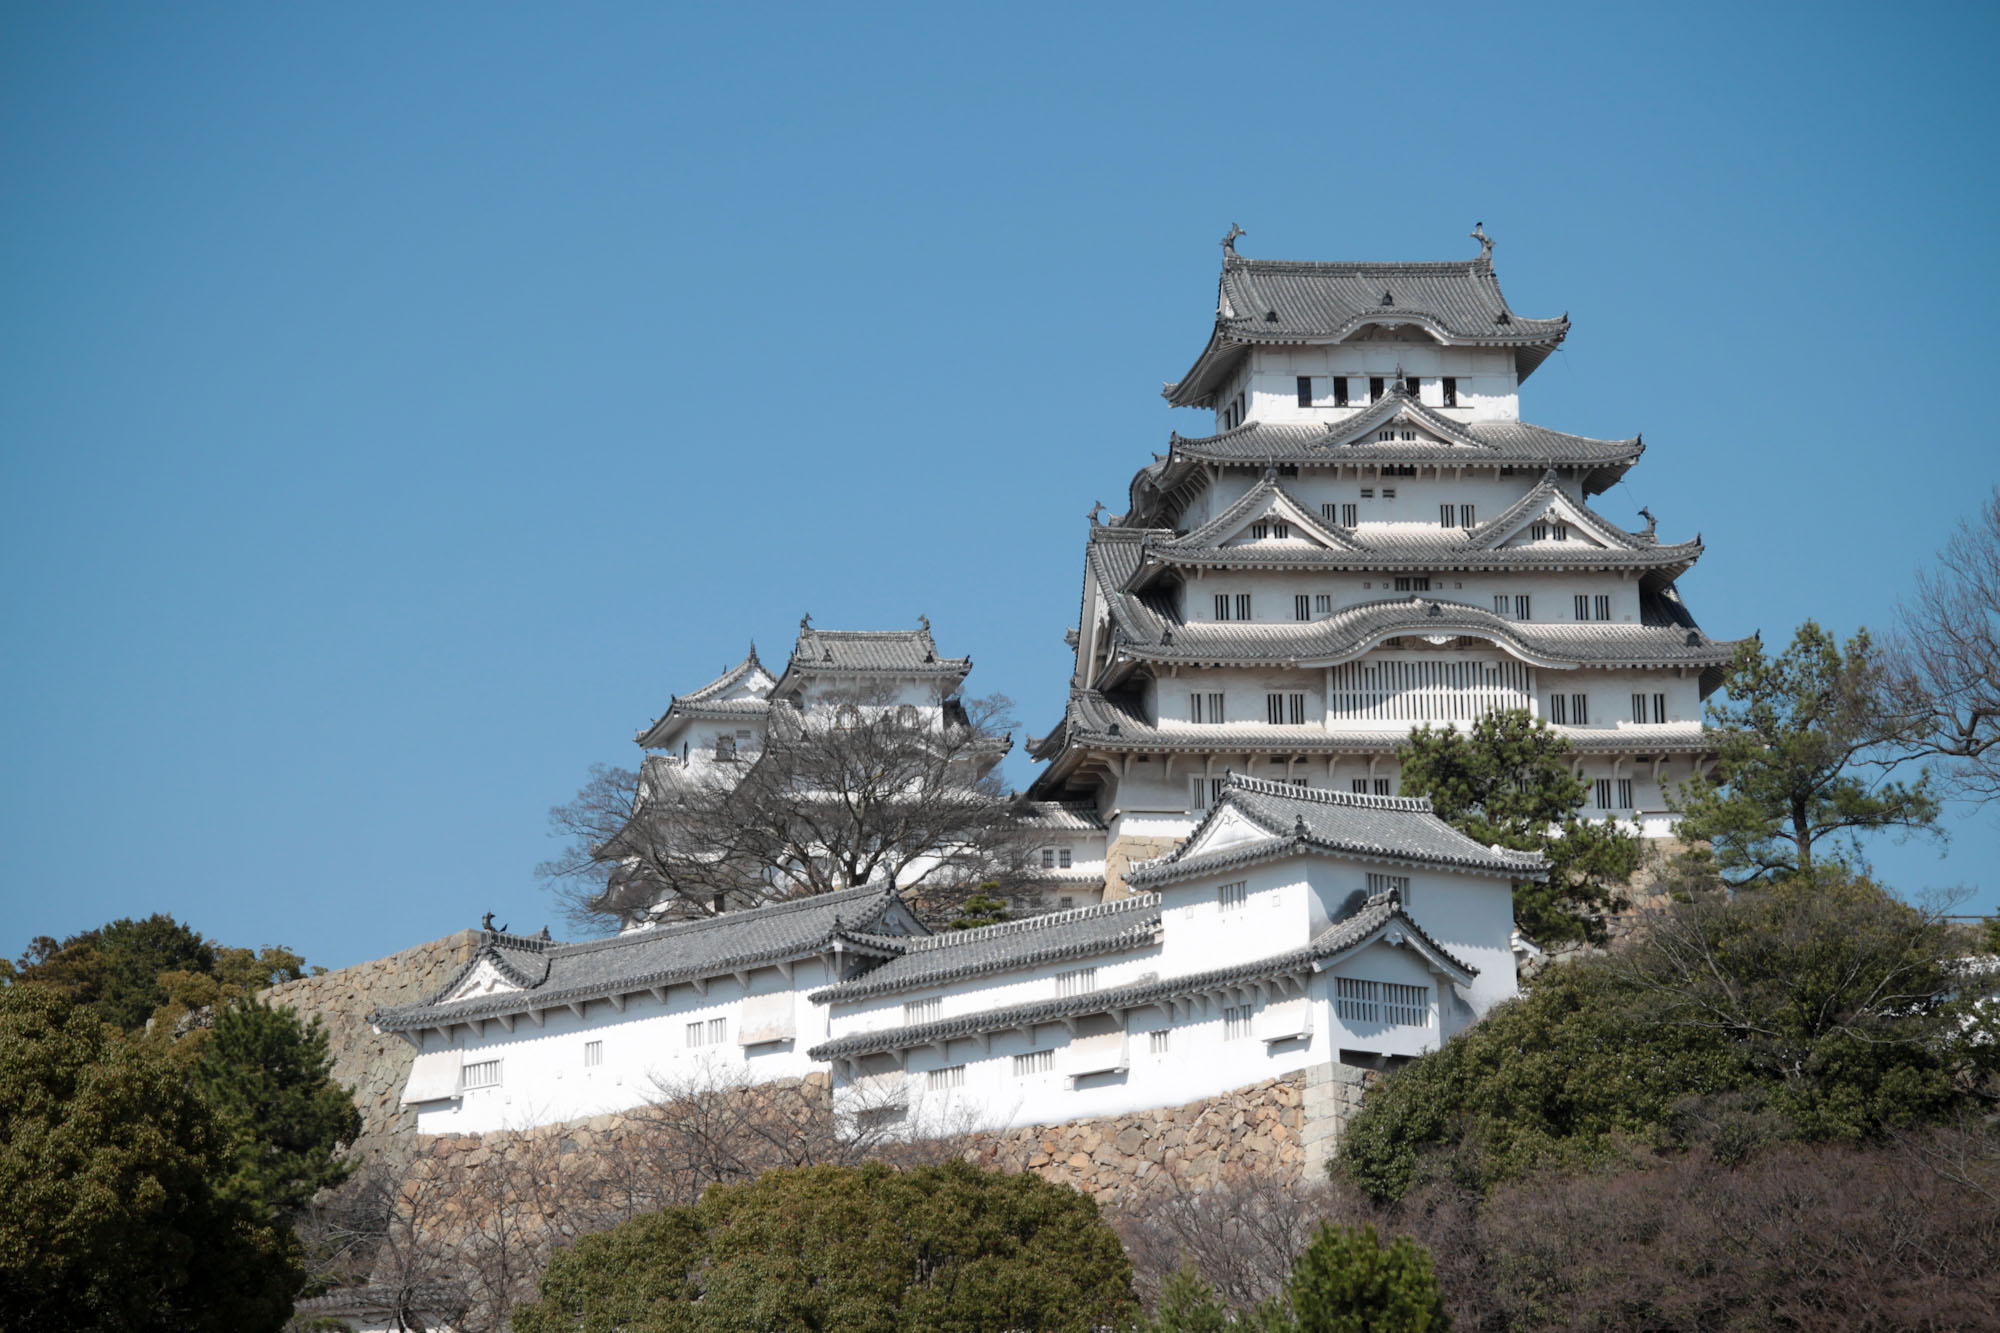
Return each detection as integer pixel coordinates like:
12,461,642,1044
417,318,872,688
192,998,360,1221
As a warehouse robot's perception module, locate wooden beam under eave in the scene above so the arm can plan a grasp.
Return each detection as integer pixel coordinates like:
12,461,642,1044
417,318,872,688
606,992,626,1013
494,1013,514,1033
733,969,751,989
690,975,708,996
566,1001,588,1022
527,1008,545,1027
649,986,669,1006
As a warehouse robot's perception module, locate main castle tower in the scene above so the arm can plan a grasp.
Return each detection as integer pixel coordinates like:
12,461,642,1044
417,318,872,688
1028,228,1735,894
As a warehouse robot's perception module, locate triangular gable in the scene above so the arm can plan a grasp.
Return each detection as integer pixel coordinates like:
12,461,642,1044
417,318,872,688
1321,914,1479,989
440,957,526,1004
1170,479,1368,555
1472,474,1636,553
1176,804,1282,861
1320,383,1495,453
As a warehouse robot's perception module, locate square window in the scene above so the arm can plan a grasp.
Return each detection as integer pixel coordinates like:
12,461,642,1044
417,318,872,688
927,1064,965,1091
1149,1030,1171,1055
1217,880,1247,911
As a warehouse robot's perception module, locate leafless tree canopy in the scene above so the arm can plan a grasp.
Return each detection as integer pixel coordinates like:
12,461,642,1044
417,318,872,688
539,689,1037,930
1883,486,2000,804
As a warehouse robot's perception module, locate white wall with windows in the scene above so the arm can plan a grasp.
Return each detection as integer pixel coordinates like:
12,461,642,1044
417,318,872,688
400,956,835,1135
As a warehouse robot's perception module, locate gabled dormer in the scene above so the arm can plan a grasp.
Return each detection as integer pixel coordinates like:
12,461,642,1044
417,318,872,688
1472,473,1656,554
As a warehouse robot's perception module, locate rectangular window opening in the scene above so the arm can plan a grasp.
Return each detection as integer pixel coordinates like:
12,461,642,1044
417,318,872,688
462,1059,501,1090
583,1041,603,1068
1013,1049,1053,1076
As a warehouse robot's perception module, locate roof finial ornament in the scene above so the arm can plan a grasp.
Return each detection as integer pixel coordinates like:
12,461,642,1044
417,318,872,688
917,614,931,633
1638,505,1657,536
480,912,508,935
1470,221,1493,259
1088,501,1106,525
1294,814,1308,837
799,612,812,633
1221,222,1246,253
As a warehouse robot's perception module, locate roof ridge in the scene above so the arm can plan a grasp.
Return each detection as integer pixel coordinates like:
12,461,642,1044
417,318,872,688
1224,773,1433,813
894,894,1161,952
555,885,895,959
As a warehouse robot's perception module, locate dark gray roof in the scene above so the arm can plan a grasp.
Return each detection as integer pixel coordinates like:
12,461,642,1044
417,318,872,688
294,1283,467,1320
810,895,1161,1003
1137,474,1699,577
808,890,1476,1061
1128,388,1640,523
1167,247,1569,409
636,647,776,748
372,885,914,1032
771,622,972,699
1126,776,1546,886
1013,800,1108,832
1094,586,1737,674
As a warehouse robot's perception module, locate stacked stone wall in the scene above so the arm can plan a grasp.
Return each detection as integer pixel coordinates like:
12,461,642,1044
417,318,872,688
265,930,480,1165
1103,835,1182,900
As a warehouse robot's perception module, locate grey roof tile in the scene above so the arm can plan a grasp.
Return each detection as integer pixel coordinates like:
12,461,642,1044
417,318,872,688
1012,800,1108,832
1138,475,1699,576
1126,775,1546,885
636,647,777,747
1168,250,1569,408
809,895,1162,1003
372,885,912,1032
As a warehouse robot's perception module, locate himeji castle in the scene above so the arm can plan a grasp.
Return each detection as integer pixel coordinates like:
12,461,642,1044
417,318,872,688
1029,225,1733,893
376,230,1731,1139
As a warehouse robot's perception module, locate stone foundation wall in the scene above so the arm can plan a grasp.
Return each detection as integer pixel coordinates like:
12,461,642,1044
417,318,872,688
265,930,481,1165
964,1073,1313,1203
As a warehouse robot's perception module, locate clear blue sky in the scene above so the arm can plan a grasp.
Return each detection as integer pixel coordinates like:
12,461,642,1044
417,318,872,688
4,2,1996,970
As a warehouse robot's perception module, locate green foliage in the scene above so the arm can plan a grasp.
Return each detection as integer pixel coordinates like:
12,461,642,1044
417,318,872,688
515,1159,1135,1333
5,914,310,1037
945,892,1012,930
0,987,301,1332
1336,866,1992,1202
192,998,360,1221
7,913,216,1030
1676,622,1941,885
1285,1224,1449,1333
1398,709,1641,943
1134,1265,1234,1332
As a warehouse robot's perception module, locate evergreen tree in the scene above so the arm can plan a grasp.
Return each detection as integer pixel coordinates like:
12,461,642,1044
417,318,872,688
192,997,361,1220
1398,709,1640,943
0,987,300,1332
515,1159,1135,1333
5,913,216,1030
1284,1224,1449,1333
1676,622,1940,885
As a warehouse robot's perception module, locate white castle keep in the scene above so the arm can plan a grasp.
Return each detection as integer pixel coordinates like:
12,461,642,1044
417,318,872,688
376,230,1731,1137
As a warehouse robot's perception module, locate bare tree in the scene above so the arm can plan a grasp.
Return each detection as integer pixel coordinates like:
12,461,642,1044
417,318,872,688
540,687,1036,930
1883,486,2000,803
1111,1168,1352,1312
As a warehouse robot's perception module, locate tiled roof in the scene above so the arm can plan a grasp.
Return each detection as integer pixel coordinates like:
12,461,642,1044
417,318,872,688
1138,475,1699,576
294,1283,466,1320
810,895,1162,1003
1092,587,1737,673
1167,246,1569,408
1012,800,1108,832
771,621,973,699
1033,688,1718,761
808,890,1476,1061
372,885,913,1032
635,647,776,748
1126,776,1546,886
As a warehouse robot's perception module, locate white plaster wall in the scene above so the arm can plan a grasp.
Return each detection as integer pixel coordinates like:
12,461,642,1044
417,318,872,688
1179,567,1646,626
409,957,833,1135
1227,345,1521,430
